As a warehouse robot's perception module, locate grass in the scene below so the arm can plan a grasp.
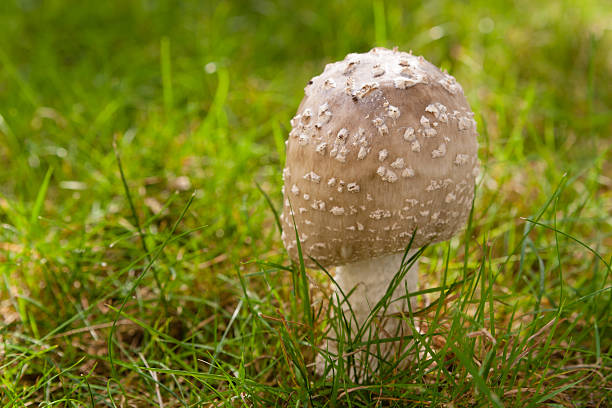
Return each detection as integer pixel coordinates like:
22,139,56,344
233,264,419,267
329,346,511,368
0,0,611,406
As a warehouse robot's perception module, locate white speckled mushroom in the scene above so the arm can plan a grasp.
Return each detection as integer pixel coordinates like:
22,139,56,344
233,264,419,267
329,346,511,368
281,47,479,375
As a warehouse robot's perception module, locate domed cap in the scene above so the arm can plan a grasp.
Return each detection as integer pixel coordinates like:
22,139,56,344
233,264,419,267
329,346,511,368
280,47,479,268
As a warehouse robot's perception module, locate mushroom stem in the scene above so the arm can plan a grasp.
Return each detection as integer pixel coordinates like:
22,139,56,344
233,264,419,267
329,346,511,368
318,250,419,377
334,250,419,329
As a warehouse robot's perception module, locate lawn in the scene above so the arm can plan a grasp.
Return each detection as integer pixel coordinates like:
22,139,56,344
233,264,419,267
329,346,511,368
0,0,611,406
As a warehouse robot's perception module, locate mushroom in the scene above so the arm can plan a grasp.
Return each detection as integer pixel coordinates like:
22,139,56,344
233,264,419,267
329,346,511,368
280,47,479,376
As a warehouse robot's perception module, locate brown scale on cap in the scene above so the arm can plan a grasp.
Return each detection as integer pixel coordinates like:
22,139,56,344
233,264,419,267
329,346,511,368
282,47,479,267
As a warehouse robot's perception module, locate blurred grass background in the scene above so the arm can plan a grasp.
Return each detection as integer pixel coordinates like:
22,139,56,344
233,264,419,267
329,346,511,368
0,0,611,406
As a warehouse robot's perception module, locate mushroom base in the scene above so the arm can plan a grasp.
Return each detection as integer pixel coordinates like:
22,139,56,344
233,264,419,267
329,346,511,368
317,250,419,379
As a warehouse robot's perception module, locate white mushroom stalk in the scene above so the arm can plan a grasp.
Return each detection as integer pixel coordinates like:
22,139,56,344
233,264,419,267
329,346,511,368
334,250,419,331
280,47,479,378
326,250,420,376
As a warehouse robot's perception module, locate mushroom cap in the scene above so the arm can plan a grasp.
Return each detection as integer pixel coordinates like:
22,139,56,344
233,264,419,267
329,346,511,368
281,47,479,268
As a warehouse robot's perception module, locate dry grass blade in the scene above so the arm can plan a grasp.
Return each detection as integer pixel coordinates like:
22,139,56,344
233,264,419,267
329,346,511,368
139,353,164,408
